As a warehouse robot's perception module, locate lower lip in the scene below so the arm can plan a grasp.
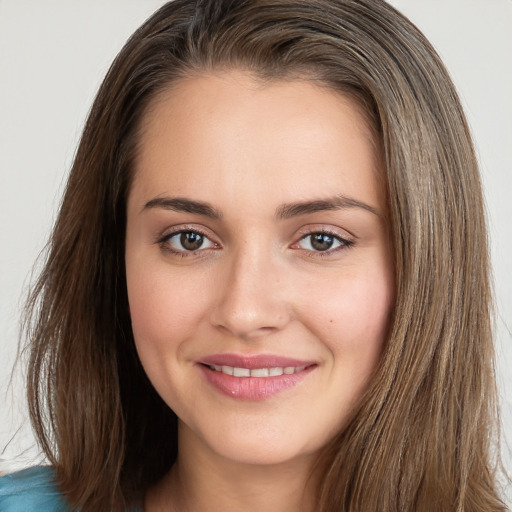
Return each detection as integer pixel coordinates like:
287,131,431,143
199,365,315,400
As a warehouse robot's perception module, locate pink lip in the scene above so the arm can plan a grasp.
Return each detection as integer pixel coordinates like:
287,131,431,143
197,353,317,401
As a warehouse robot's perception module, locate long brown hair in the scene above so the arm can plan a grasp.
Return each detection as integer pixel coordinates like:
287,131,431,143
24,0,506,510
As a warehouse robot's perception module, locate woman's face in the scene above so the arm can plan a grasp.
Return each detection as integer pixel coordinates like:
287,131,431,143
125,71,394,466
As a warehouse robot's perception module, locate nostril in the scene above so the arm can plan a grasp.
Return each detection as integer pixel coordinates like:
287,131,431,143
209,304,290,339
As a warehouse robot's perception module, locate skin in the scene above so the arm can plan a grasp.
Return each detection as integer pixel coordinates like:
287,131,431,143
125,70,395,511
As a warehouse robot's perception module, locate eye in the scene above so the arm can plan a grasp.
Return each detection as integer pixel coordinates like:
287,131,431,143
296,232,352,253
161,230,216,253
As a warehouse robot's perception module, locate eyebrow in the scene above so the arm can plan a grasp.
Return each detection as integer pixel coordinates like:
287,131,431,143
142,194,380,219
143,197,223,219
275,195,380,219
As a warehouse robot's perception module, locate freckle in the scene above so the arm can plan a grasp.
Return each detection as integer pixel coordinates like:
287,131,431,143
329,319,333,323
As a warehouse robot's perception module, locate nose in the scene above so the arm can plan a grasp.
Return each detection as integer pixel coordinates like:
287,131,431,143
209,244,292,340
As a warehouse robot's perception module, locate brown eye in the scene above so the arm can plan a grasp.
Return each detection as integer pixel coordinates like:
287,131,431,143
162,230,216,253
310,233,335,251
180,231,204,250
296,232,352,254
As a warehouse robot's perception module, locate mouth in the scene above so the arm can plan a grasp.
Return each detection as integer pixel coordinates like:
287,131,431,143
203,364,309,377
197,354,317,400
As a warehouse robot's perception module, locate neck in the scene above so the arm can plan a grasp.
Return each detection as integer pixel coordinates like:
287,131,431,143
145,423,320,512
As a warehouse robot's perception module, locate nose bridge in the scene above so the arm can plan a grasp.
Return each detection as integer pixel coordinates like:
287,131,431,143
210,237,290,338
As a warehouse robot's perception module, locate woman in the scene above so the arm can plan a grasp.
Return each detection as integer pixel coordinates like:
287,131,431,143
0,0,506,510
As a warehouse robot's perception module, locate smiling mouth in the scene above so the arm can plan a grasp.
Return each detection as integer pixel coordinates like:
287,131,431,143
198,359,316,400
204,364,308,377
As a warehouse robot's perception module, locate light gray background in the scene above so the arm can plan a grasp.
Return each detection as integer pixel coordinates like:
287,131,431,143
1,0,511,501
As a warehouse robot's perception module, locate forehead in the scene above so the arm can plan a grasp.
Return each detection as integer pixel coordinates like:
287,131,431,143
130,71,385,213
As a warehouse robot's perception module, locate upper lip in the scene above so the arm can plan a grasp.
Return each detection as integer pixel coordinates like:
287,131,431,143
199,354,316,369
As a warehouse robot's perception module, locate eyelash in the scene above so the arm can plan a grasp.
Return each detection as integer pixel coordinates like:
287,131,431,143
294,229,354,257
156,227,217,258
156,228,354,258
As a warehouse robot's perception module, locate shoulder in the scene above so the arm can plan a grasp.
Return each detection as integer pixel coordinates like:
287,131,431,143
0,466,71,511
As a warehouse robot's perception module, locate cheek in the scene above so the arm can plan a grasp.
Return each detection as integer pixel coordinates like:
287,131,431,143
126,265,211,357
303,265,394,365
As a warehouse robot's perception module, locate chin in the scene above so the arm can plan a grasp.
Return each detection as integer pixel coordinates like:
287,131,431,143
191,421,322,467
216,440,312,466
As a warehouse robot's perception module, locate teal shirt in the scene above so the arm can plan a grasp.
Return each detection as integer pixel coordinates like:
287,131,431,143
0,466,143,511
0,466,70,511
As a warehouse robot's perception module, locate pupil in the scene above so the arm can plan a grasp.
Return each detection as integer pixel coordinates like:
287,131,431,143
180,232,203,250
311,233,333,251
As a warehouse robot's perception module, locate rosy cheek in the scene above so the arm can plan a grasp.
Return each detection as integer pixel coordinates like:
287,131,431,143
305,270,393,354
127,267,207,349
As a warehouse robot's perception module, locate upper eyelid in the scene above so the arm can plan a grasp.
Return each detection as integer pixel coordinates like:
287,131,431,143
300,231,346,241
294,225,355,242
156,224,217,243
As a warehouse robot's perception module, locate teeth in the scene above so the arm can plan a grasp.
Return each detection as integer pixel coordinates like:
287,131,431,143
209,365,307,377
250,368,269,377
221,365,233,375
233,367,250,377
